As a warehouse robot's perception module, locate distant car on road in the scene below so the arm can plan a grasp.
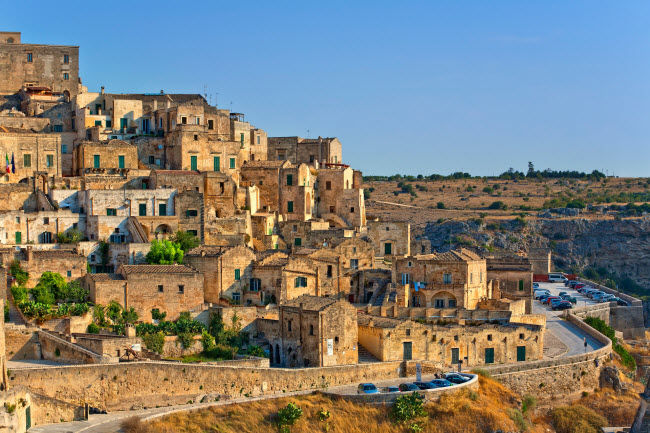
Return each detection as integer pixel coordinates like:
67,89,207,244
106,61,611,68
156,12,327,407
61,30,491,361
398,383,420,392
357,383,379,394
552,300,572,310
382,386,400,393
444,373,470,384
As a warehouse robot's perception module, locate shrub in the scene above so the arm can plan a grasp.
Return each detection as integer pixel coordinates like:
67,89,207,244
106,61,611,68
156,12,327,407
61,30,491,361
57,228,84,243
246,344,266,358
471,368,493,379
507,408,527,431
10,285,28,304
584,316,635,370
391,393,426,423
87,323,100,334
488,201,507,210
277,402,303,432
142,332,165,355
521,394,537,415
201,330,215,351
177,332,195,349
550,405,607,433
436,202,445,209
146,239,184,265
482,186,494,194
9,261,29,286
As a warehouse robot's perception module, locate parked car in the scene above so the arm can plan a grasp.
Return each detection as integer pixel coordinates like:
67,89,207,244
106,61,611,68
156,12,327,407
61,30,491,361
552,301,573,311
544,296,561,305
575,283,587,290
548,273,568,283
569,281,581,288
592,292,607,301
444,373,470,384
430,379,454,388
382,386,400,393
414,381,437,390
532,282,540,289
398,383,420,392
357,383,379,394
538,295,551,303
560,294,577,304
613,298,629,306
534,291,550,300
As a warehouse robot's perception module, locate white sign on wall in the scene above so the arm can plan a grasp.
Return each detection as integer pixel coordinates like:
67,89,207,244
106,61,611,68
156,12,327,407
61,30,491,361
326,339,334,356
131,344,141,352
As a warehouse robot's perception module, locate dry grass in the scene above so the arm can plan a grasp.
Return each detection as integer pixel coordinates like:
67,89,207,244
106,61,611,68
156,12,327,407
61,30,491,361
577,388,640,426
125,376,554,433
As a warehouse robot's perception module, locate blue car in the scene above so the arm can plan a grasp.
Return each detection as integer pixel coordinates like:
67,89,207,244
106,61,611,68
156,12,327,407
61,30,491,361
382,386,400,393
357,383,379,394
430,379,453,388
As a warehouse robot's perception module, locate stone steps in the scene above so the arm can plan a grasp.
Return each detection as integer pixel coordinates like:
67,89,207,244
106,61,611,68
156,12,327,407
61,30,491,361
357,343,380,363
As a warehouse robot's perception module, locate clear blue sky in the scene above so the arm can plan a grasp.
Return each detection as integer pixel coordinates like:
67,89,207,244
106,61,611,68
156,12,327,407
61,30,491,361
3,1,649,176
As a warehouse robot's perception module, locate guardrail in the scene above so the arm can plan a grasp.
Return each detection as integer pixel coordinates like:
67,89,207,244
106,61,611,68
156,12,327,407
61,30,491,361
576,277,641,306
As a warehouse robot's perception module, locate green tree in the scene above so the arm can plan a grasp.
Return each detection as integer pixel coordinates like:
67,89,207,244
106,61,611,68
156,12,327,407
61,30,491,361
277,402,303,433
146,239,184,264
64,281,89,303
9,261,29,286
57,228,84,243
391,393,426,423
107,300,123,323
171,231,200,253
36,272,68,301
121,307,139,324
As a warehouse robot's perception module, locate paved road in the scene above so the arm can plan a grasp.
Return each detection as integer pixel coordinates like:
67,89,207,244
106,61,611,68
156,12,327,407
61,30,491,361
534,282,602,356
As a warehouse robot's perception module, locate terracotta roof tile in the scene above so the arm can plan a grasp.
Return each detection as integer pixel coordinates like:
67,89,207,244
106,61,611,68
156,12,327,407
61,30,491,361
120,264,197,274
88,273,124,281
281,295,339,311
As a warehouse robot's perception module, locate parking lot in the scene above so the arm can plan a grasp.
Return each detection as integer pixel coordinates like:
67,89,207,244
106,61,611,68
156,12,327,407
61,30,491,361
533,282,603,356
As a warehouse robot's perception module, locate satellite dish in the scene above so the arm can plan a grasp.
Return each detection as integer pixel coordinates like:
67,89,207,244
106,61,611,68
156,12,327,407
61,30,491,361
157,145,163,150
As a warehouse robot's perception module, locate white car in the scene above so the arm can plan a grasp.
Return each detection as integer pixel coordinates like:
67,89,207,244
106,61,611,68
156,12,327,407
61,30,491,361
548,273,568,283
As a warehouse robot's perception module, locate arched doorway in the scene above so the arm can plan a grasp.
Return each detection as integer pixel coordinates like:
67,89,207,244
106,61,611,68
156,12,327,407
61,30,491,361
154,224,172,239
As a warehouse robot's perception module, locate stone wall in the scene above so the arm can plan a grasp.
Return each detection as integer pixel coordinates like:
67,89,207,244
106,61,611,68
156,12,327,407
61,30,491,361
38,331,108,364
10,360,404,411
5,326,40,361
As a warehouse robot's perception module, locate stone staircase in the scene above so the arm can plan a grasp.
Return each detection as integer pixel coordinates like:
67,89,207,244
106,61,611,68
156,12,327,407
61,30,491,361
5,287,26,326
126,216,149,243
370,285,387,306
357,343,380,363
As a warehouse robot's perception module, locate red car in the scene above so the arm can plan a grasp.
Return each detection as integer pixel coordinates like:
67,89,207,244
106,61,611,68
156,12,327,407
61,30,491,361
544,296,561,305
575,283,586,289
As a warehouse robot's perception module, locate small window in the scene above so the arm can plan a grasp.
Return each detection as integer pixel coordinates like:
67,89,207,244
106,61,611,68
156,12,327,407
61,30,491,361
178,285,184,293
487,334,492,341
327,265,333,278
158,285,164,293
443,273,452,284
519,333,525,340
287,201,294,213
350,259,358,270
288,320,292,332
326,181,331,190
213,156,220,172
43,217,49,225
63,54,69,64
27,53,33,62
286,174,293,186
23,154,31,168
448,299,456,308
196,118,200,125
335,336,339,343
186,209,198,217
292,225,298,232
148,156,155,164
350,207,354,213
93,154,100,168
66,270,72,277
454,335,459,342
46,155,53,168
309,324,314,335
106,208,117,216
435,299,444,308
208,119,214,130
235,269,241,280
139,203,146,216
518,280,524,291
294,276,307,288
294,237,302,246
257,136,260,144
329,206,335,213
406,329,411,336
118,155,125,169
15,217,20,223
193,134,198,141
407,261,412,267
63,73,69,80
53,124,63,132
61,144,68,154
229,157,236,169
181,116,187,124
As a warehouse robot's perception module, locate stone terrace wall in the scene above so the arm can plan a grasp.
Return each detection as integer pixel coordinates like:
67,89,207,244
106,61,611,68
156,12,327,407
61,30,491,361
488,313,612,400
38,331,110,364
11,360,404,411
571,303,611,324
5,326,40,361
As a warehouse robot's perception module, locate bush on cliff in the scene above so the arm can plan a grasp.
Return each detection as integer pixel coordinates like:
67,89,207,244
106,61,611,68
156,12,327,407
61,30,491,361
584,316,635,370
550,405,607,433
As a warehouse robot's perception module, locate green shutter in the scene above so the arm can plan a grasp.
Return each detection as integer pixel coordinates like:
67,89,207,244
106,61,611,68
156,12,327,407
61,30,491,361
235,269,241,280
139,203,146,216
118,155,125,169
23,154,31,168
294,237,301,246
240,132,244,145
384,243,392,255
95,120,102,127
93,155,100,168
46,155,53,168
213,156,220,172
485,348,494,364
159,203,167,216
190,155,197,171
120,118,127,130
287,174,293,186
451,348,459,364
518,280,524,291
517,346,526,362
15,232,21,244
287,201,293,213
229,157,236,169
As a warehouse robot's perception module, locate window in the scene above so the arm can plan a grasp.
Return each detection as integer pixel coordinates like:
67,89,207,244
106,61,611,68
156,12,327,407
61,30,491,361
288,320,292,332
240,132,244,145
286,174,293,186
327,265,333,277
186,209,198,217
287,201,294,213
518,280,524,291
53,124,63,132
15,217,20,223
519,333,525,340
93,155,100,168
196,118,200,125
434,299,444,308
27,53,33,62
470,273,473,283
401,273,410,285
158,203,167,216
64,54,69,64
43,217,49,225
454,335,459,342
407,261,412,267
350,207,355,213
292,225,297,232
46,155,53,168
295,277,307,288
208,119,214,130
485,348,495,364
329,206,335,213
61,144,68,154
406,329,411,336
67,270,72,277
213,156,220,172
229,157,236,169
106,208,117,216
257,136,260,144
188,230,197,236
118,155,125,169
232,292,241,303
309,324,314,335
158,285,164,293
350,259,358,270
443,273,452,284
451,348,459,364
148,156,155,164
181,116,187,124
15,232,21,244
487,334,493,341
23,154,31,168
294,237,302,246
190,155,197,171
120,118,128,130
106,120,112,128
326,181,331,190
448,299,457,308
139,203,147,216
250,278,261,292
63,73,69,80
234,269,241,281
193,134,198,141
178,285,184,294
94,120,102,127
384,242,392,255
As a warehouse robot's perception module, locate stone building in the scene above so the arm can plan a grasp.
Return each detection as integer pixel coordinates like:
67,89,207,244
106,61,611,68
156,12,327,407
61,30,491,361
367,220,411,257
316,166,366,228
184,245,256,304
394,249,490,310
0,128,61,182
267,136,342,165
240,160,292,212
85,264,204,321
0,32,80,97
9,248,87,288
357,313,543,366
528,248,552,275
269,295,357,367
72,139,139,176
279,163,314,222
486,255,533,313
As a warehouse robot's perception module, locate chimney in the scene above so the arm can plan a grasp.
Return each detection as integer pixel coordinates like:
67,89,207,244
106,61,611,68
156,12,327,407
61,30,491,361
160,90,164,95
100,86,105,95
